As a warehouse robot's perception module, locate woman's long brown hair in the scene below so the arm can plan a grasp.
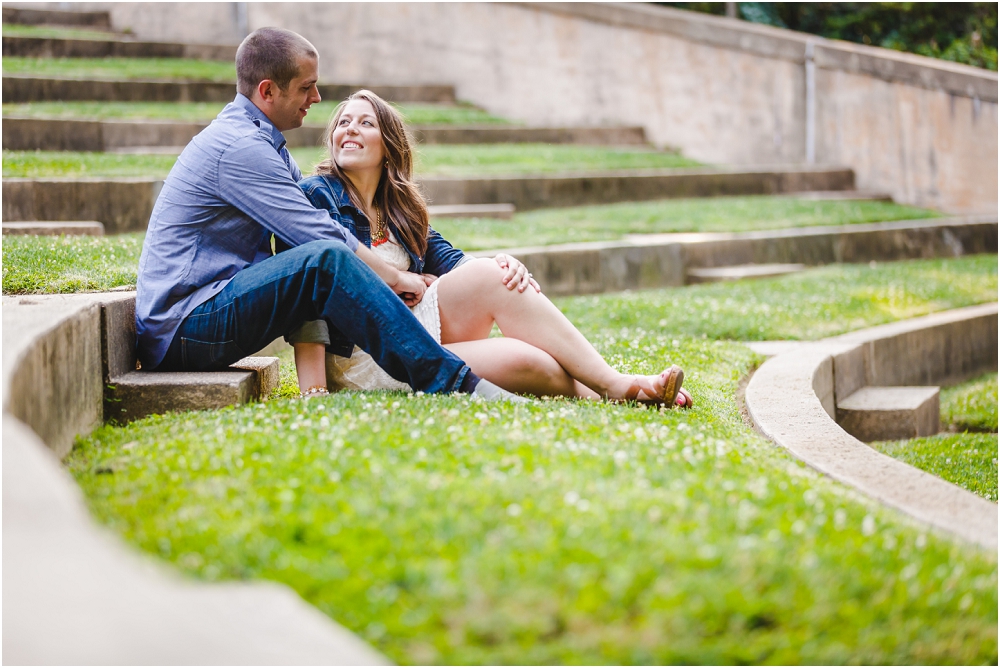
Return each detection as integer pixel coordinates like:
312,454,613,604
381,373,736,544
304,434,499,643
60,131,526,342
314,90,429,256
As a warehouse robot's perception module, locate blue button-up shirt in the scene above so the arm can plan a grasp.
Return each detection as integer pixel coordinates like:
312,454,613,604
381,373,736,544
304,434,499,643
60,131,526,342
135,93,359,369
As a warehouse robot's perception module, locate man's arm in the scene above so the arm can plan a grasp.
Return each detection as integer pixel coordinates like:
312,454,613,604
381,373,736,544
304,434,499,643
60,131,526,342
218,137,424,301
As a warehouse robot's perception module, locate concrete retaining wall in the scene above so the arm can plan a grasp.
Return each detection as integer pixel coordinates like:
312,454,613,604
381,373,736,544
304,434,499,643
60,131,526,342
1,291,387,664
745,304,999,548
2,76,456,104
0,166,853,230
2,35,237,60
45,1,997,213
472,216,997,296
2,116,649,151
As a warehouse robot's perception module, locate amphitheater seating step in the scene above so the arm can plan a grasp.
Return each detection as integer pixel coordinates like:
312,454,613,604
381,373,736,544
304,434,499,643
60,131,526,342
835,386,940,442
428,203,515,219
2,35,237,60
787,190,893,202
686,263,805,283
104,357,280,424
3,221,104,236
2,6,112,28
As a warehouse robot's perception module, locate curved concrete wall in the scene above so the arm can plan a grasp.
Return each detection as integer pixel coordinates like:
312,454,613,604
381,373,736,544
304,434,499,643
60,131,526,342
1,293,387,664
40,1,1000,213
745,303,999,549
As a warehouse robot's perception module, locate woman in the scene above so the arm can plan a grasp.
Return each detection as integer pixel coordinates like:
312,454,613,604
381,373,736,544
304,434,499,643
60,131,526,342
287,90,692,408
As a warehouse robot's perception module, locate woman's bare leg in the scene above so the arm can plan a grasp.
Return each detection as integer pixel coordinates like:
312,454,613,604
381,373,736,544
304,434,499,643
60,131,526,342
294,342,327,393
436,258,669,400
444,339,599,398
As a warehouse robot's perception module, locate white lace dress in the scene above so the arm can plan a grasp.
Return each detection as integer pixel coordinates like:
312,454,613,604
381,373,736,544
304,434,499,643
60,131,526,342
326,229,444,392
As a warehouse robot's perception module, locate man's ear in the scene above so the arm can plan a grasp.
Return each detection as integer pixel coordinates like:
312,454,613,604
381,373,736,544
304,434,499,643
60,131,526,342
256,79,275,104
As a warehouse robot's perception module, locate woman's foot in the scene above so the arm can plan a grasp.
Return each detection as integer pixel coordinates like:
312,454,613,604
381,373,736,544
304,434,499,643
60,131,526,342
613,365,688,408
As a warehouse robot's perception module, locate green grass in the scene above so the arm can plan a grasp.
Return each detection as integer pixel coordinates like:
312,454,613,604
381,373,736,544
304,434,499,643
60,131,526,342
2,233,144,294
67,271,999,663
1,23,121,40
557,255,998,342
870,373,998,502
2,101,512,127
435,197,941,250
870,433,998,502
2,55,236,81
3,151,177,179
942,372,998,433
3,146,697,179
294,143,702,176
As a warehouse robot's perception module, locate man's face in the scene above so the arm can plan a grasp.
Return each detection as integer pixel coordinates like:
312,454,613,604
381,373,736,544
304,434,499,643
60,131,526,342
265,55,321,132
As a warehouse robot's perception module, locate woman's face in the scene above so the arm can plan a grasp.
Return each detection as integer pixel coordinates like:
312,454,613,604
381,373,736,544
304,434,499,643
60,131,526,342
331,99,386,174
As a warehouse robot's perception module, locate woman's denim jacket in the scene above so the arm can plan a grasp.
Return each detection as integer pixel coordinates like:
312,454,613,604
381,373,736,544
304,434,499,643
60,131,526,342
295,174,467,275
280,174,468,353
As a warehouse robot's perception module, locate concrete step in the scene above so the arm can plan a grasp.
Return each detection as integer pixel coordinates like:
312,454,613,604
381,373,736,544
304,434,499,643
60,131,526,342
686,262,805,284
96,286,281,422
104,357,280,424
3,116,649,151
428,203,515,219
2,75,457,104
787,190,894,202
3,221,104,236
2,35,237,60
2,7,112,28
419,165,855,210
1,166,856,232
467,216,997,296
836,386,940,442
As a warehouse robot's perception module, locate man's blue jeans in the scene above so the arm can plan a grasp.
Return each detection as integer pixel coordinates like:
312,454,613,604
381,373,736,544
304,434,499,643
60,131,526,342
158,240,472,393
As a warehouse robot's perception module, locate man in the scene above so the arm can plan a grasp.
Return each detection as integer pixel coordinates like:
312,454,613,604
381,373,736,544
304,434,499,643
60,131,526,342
136,26,514,400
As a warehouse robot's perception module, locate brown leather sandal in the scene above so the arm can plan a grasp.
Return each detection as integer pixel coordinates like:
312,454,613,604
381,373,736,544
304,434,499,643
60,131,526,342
621,365,685,408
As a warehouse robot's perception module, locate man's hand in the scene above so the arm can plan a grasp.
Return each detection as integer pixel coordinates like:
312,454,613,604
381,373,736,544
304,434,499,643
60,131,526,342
495,253,541,293
390,270,427,307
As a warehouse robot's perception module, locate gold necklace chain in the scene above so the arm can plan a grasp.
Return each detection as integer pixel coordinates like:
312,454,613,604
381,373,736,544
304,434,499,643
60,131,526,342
371,206,388,245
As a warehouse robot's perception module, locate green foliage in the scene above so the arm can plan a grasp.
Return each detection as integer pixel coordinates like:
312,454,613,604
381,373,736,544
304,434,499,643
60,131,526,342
664,2,998,70
942,373,999,433
557,255,998,341
433,196,941,250
870,433,998,502
2,56,237,81
2,101,511,127
68,313,998,663
2,233,143,294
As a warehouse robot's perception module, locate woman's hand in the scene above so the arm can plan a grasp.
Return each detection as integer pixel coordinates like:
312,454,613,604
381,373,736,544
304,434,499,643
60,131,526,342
390,270,427,307
494,253,541,293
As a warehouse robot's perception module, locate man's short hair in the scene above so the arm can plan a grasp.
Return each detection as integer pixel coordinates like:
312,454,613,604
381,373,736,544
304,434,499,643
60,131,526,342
236,27,318,97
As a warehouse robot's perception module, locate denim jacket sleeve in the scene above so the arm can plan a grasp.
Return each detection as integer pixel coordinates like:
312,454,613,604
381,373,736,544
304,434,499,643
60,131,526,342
422,227,467,276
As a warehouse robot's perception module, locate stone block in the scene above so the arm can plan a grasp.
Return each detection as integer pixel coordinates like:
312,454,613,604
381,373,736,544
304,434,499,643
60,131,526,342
686,263,804,283
411,125,648,145
2,296,104,459
105,357,279,423
99,294,137,381
428,203,515,219
2,178,161,233
836,386,940,442
2,7,112,27
3,221,104,236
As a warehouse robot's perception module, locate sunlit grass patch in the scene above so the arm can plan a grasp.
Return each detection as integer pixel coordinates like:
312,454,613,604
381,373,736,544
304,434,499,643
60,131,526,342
2,55,236,81
2,232,143,294
68,331,998,663
291,143,703,176
557,255,998,342
2,150,176,179
2,101,512,127
942,372,998,433
870,433,998,502
1,23,120,40
433,196,942,250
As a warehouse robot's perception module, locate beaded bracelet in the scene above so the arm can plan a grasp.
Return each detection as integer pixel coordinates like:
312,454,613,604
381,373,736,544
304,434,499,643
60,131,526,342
300,386,330,399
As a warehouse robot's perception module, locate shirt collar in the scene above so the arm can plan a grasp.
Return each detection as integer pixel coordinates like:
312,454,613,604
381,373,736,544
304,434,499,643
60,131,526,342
233,93,288,152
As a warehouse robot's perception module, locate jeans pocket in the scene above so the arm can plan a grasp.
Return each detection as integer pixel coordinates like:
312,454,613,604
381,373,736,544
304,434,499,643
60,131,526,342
179,337,243,371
